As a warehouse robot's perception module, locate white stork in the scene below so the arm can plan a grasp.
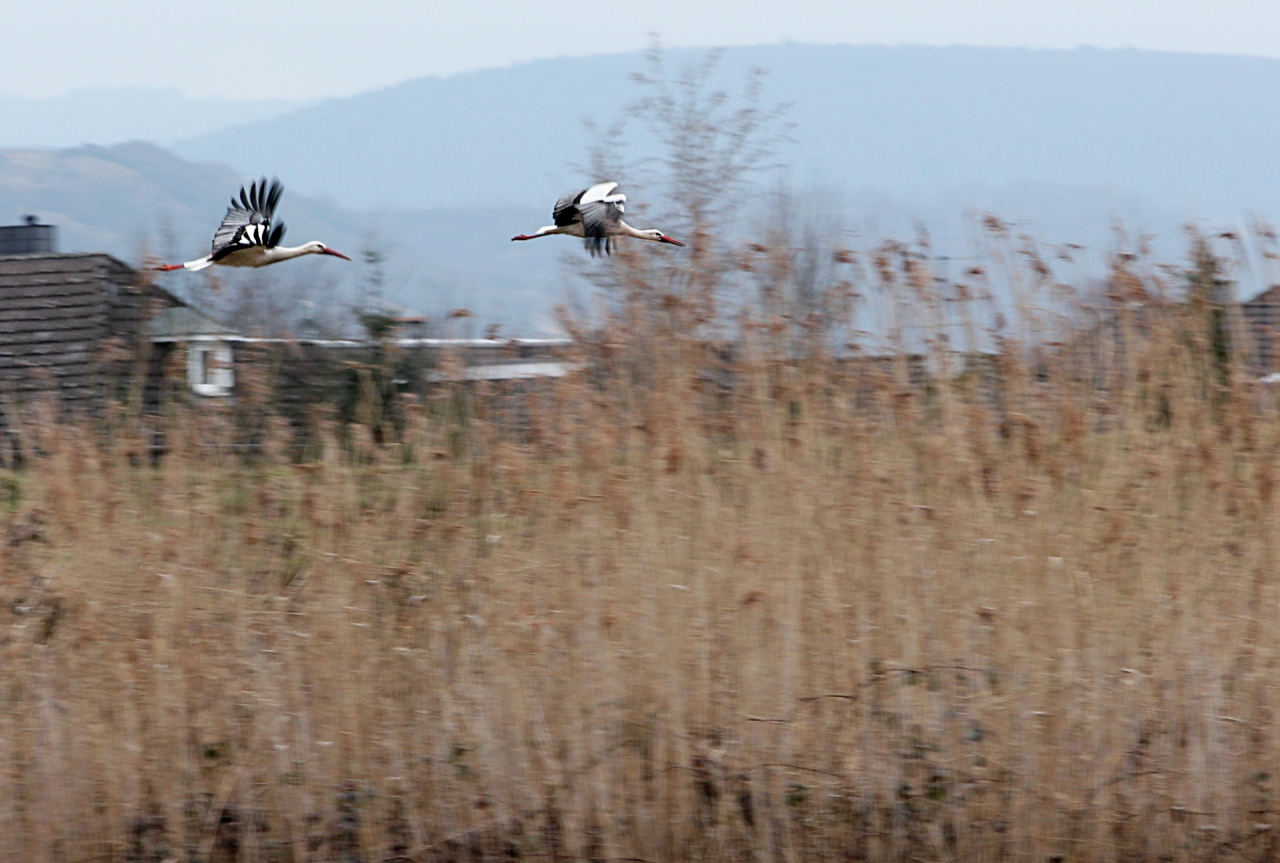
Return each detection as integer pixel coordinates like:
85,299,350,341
511,182,685,257
153,177,351,271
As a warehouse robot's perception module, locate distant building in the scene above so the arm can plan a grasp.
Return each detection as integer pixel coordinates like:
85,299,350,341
145,305,241,397
0,215,56,256
1243,285,1280,373
0,219,573,437
393,316,431,339
0,244,181,421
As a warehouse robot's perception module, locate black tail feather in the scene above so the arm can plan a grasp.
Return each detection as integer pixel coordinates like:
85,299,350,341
586,236,613,258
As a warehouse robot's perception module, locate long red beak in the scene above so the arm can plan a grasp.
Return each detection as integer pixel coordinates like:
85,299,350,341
660,235,686,246
151,263,185,271
322,248,352,260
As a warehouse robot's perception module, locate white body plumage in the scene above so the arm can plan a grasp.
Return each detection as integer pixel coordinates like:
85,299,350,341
512,181,685,256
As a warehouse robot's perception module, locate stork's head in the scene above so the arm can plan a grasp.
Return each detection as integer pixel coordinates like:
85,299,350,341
642,229,685,246
305,241,352,260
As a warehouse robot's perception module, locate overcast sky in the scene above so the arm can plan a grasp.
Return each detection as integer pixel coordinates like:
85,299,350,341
5,0,1280,100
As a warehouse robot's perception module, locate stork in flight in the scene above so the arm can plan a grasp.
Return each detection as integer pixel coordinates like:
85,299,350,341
153,177,351,271
511,182,685,256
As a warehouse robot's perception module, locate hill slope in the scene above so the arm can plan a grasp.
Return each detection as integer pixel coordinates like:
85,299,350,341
9,44,1280,334
0,143,556,330
174,44,1280,219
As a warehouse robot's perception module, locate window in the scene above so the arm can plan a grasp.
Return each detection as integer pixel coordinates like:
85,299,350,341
187,342,234,397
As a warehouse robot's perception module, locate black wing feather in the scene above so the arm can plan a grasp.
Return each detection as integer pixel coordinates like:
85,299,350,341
553,189,585,227
550,183,626,256
212,177,286,258
579,200,622,257
266,181,283,216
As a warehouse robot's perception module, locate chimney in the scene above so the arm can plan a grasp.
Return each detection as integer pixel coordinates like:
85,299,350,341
0,215,58,256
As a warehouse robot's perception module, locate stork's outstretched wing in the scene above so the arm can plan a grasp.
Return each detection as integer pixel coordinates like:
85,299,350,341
211,177,285,260
579,181,621,205
579,200,624,257
552,190,583,227
552,182,627,256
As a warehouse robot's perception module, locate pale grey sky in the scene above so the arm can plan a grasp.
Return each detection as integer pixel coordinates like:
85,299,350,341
4,0,1280,99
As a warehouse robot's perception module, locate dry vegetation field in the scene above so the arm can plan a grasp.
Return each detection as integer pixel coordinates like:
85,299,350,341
3,230,1280,863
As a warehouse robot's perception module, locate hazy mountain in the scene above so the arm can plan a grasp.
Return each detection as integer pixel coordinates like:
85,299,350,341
0,89,312,149
7,44,1280,335
0,143,558,330
173,43,1280,224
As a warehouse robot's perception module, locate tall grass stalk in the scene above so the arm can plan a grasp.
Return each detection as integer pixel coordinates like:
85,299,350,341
1,229,1278,863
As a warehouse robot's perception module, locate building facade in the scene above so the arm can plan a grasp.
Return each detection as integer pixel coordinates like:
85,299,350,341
0,251,181,421
0,221,573,443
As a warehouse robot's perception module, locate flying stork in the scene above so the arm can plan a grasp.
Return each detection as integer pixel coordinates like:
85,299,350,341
511,182,685,256
153,177,351,271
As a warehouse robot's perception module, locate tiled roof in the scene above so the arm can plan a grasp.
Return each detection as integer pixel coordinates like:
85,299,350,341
146,305,238,340
1246,284,1280,305
0,253,170,409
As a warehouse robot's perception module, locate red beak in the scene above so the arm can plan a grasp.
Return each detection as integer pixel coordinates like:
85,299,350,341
660,235,686,246
322,248,352,260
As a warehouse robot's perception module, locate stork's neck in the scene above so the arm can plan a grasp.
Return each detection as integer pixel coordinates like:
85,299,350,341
268,244,318,262
616,221,653,239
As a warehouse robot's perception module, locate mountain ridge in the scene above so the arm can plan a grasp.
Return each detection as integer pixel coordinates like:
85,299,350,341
6,44,1280,333
0,142,558,330
173,43,1280,219
0,89,313,149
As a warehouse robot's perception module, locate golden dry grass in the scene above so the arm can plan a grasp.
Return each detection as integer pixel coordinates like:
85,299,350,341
2,244,1280,862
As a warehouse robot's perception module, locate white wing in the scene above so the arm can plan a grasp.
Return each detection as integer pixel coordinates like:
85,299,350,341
579,181,620,205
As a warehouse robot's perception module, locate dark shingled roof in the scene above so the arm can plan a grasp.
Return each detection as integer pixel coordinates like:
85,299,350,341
0,252,178,411
1247,284,1280,305
146,305,238,341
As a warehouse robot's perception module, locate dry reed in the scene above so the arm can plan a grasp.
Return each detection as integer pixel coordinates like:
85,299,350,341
2,230,1279,863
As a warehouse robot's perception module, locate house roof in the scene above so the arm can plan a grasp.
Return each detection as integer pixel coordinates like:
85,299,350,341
1246,284,1280,305
0,251,132,288
146,305,239,341
0,252,166,406
427,361,576,382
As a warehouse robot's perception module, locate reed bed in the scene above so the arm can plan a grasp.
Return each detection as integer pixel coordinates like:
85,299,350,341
2,232,1279,863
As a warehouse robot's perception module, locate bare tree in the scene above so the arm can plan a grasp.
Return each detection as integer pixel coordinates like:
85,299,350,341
176,264,348,340
627,45,793,244
579,44,794,324
745,180,859,352
355,234,401,340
